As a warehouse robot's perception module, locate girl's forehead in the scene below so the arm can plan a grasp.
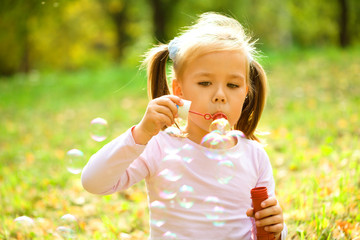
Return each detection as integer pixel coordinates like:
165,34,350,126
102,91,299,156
191,50,246,62
181,50,247,75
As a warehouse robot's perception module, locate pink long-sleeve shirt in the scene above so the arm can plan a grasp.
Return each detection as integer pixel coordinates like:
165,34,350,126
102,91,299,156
81,128,287,239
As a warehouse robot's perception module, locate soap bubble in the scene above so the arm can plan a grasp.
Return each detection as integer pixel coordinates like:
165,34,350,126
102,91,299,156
181,144,194,164
90,117,108,142
204,149,226,161
226,130,245,140
201,131,224,149
201,132,236,150
164,147,182,156
14,216,35,227
202,118,235,149
158,188,177,200
216,160,235,184
151,219,166,228
158,168,182,199
60,214,77,226
161,153,183,180
150,201,166,227
150,200,166,209
66,149,84,174
56,226,76,239
158,168,182,182
203,196,225,227
14,216,35,238
218,135,236,149
226,149,244,160
209,118,231,134
157,166,182,200
56,214,77,239
156,152,184,200
177,185,195,209
163,231,177,239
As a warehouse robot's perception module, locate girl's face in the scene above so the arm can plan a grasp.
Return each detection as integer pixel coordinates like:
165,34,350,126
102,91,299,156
173,50,248,143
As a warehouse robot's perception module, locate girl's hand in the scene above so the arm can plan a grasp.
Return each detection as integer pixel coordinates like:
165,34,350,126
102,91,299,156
246,197,284,240
133,95,183,145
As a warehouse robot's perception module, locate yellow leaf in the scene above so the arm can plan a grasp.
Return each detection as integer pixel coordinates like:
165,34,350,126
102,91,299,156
332,202,345,215
25,152,35,164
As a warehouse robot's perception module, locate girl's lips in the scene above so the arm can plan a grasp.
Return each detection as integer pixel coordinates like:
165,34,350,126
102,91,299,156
212,112,228,120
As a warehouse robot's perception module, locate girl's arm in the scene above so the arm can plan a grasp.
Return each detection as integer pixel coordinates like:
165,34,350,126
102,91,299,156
246,145,287,239
81,127,148,195
82,95,183,195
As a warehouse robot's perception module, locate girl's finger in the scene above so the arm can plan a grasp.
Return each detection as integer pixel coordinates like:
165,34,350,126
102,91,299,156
255,214,283,227
166,95,184,106
264,223,284,233
156,96,181,118
261,197,277,208
246,208,254,217
155,105,176,123
255,205,281,219
157,112,174,127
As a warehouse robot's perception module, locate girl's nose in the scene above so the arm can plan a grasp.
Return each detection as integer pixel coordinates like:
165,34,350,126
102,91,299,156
212,88,227,103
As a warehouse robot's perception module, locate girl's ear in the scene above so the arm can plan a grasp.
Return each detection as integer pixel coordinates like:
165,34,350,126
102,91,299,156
172,79,183,97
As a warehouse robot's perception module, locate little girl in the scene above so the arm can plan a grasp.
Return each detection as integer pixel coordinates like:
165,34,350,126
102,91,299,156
82,12,287,239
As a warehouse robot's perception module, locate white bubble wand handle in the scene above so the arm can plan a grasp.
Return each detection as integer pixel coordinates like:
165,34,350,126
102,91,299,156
177,99,192,119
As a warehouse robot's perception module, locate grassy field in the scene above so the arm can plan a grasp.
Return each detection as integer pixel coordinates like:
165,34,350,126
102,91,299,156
0,47,359,239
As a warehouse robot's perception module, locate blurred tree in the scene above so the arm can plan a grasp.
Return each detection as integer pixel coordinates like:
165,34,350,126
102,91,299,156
98,0,131,59
30,0,115,70
349,0,360,42
288,0,338,47
245,0,294,49
0,0,48,75
1,0,359,76
148,0,180,42
338,0,349,47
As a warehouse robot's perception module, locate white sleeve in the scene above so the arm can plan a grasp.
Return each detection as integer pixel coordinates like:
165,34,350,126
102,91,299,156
255,145,288,240
281,222,288,239
81,127,149,195
255,145,276,198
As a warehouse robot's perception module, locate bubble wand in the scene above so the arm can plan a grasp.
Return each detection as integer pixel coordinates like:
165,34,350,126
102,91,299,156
188,110,227,120
177,99,227,120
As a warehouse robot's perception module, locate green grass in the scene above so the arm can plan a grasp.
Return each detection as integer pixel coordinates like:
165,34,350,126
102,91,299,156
1,47,359,239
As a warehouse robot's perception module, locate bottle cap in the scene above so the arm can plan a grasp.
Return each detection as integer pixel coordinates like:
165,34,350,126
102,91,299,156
251,187,268,199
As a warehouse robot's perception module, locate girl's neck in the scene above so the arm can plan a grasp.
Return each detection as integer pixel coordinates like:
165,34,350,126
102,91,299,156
184,123,209,145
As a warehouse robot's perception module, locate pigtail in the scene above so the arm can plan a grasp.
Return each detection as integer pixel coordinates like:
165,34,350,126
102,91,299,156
144,44,171,100
236,60,267,142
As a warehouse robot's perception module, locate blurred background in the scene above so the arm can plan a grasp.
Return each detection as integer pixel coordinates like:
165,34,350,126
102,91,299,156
0,0,359,75
1,0,359,239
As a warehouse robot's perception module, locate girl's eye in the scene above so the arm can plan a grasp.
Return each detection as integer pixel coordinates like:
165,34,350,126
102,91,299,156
227,83,239,88
198,81,211,86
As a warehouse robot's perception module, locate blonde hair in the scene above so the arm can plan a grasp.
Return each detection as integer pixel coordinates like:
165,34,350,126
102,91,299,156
143,12,267,142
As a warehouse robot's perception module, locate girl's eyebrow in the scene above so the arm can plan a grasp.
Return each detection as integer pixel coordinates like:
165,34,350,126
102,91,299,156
193,72,245,80
229,73,245,80
193,71,212,77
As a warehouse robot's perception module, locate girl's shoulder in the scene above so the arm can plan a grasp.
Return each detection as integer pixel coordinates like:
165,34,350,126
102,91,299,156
147,129,187,151
154,129,184,142
237,133,268,157
241,136,265,149
152,129,267,157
